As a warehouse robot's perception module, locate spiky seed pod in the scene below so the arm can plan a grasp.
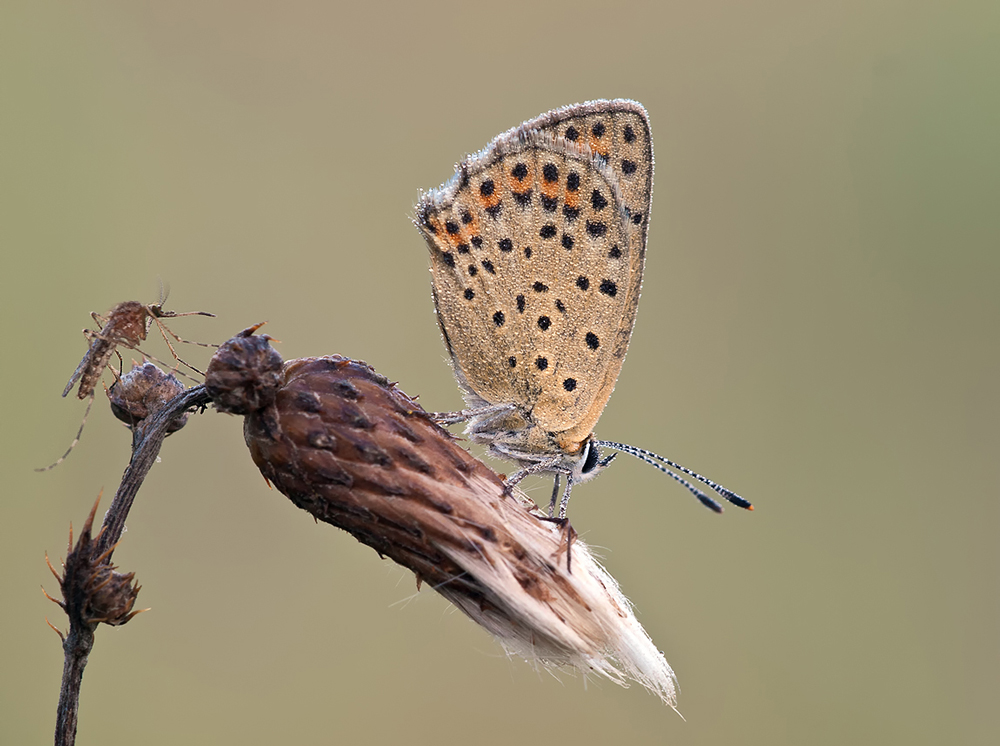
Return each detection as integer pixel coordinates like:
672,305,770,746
108,361,189,434
47,495,143,630
236,351,678,707
78,565,142,626
204,324,283,415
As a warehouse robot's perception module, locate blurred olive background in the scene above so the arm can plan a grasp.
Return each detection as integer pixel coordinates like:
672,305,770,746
3,1,998,744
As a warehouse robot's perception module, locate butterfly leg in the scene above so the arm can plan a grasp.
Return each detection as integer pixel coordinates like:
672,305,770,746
537,475,581,570
503,454,563,490
541,473,578,571
556,475,576,520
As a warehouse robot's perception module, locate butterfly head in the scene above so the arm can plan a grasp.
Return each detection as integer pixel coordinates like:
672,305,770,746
569,436,617,485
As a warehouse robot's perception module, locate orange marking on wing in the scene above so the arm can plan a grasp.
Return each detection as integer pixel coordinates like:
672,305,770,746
462,204,481,235
586,135,609,158
479,191,501,210
507,162,533,191
437,215,466,247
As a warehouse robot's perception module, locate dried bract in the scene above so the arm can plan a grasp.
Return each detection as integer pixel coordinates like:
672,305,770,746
204,324,283,415
108,361,188,434
45,494,143,632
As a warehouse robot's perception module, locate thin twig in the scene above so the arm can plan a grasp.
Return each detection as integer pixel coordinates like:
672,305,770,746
54,384,211,746
96,385,211,557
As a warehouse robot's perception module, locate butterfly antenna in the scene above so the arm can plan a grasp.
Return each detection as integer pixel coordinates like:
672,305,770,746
593,440,753,512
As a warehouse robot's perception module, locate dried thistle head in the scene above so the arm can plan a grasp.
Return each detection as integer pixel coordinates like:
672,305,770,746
204,328,678,707
45,494,143,634
205,324,283,415
108,361,188,434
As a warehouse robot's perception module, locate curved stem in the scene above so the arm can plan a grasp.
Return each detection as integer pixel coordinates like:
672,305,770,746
55,384,211,745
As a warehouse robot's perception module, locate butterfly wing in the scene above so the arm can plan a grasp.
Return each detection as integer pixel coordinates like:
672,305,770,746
416,101,653,449
525,99,653,274
524,100,653,444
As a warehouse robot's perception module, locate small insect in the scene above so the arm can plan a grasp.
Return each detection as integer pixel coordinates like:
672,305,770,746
415,100,752,519
61,301,212,399
37,300,215,471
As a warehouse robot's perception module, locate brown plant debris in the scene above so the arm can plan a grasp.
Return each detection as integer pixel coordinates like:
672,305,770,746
205,323,283,415
108,361,189,434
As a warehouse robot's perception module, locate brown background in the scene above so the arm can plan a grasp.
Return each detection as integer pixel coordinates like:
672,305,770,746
2,2,998,744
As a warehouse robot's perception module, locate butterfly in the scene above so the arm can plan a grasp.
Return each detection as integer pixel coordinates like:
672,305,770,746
415,100,750,519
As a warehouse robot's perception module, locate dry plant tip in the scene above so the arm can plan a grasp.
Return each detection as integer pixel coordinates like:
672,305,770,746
201,332,679,708
45,617,66,642
205,325,283,415
41,585,64,608
46,491,144,633
108,361,189,434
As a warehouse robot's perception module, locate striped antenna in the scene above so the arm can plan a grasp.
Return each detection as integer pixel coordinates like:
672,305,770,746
593,440,753,513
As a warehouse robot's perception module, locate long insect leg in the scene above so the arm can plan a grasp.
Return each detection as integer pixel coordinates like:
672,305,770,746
153,313,219,350
36,394,95,471
149,318,215,377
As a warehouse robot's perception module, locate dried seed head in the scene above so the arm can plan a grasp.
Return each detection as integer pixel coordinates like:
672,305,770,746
240,354,678,707
205,324,283,415
46,494,144,631
81,565,142,626
108,361,188,434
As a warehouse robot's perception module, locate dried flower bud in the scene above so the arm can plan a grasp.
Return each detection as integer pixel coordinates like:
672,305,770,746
81,566,142,626
108,361,188,434
46,494,143,631
241,355,678,707
205,324,283,415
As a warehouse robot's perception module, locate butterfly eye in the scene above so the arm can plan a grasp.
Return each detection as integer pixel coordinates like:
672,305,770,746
582,440,602,473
